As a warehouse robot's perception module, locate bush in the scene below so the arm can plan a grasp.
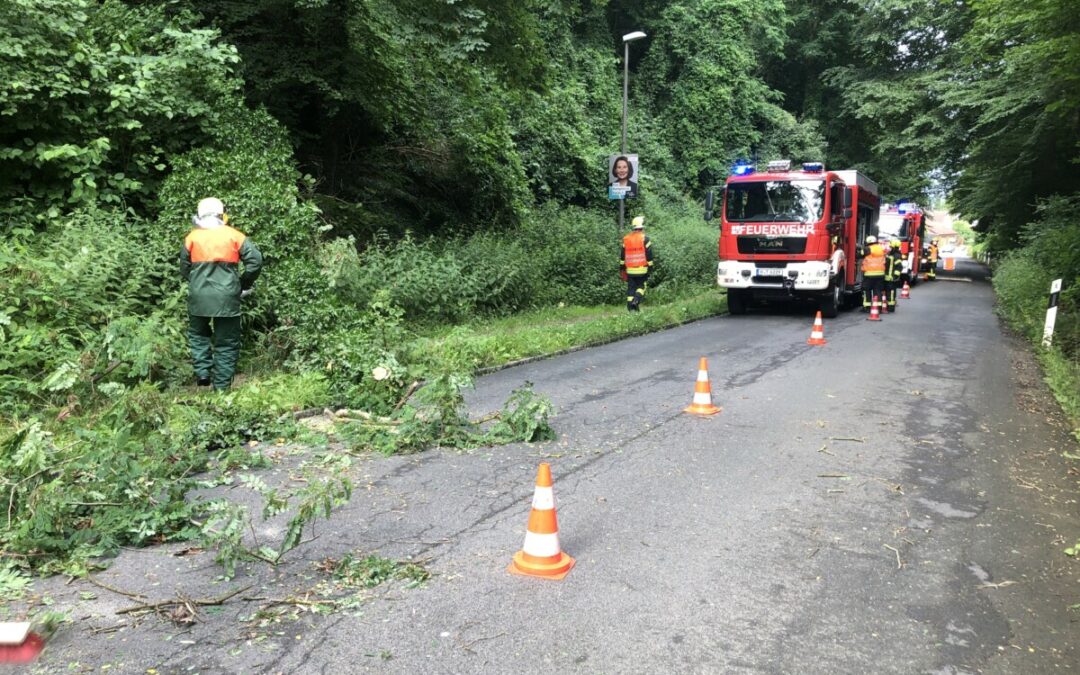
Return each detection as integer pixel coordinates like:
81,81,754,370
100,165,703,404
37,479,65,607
155,106,323,261
993,195,1080,358
992,194,1080,438
0,210,188,419
519,204,626,307
0,0,241,217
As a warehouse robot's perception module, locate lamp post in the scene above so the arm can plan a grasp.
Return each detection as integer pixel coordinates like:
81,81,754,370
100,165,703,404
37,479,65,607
619,30,646,231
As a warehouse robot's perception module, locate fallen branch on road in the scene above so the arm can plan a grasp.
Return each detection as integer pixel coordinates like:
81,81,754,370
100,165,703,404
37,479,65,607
883,544,903,569
116,585,252,625
978,580,1019,590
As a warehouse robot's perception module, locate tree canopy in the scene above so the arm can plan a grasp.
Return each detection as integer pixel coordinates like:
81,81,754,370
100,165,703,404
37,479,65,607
5,0,1075,247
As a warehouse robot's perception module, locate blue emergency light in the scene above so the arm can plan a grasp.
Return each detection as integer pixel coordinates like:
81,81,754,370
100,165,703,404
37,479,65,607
731,163,755,176
801,162,824,172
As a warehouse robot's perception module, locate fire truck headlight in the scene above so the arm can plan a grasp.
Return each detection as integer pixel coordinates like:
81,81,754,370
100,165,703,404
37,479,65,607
741,269,752,278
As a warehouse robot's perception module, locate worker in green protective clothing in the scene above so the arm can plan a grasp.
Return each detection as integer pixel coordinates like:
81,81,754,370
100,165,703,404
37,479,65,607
179,197,263,390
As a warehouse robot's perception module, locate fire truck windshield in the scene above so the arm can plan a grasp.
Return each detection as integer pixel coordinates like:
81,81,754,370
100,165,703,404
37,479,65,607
878,213,912,240
725,180,825,223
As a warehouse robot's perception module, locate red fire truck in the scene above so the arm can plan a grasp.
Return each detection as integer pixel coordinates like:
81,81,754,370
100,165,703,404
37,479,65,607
705,161,880,317
877,203,926,284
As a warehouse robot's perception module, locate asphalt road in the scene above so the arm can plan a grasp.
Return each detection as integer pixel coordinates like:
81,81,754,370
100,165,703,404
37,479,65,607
31,259,1080,674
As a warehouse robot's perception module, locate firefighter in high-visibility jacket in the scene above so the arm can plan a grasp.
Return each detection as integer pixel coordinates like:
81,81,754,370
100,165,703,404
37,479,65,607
926,239,939,280
860,235,886,311
883,239,904,312
180,198,263,390
620,216,654,312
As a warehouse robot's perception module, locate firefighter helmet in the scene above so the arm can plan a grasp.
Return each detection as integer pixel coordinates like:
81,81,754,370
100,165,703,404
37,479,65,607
631,216,645,229
865,235,877,244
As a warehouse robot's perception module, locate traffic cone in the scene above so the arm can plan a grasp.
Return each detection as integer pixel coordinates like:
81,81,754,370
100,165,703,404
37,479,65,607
0,623,44,664
684,357,722,416
900,281,910,299
868,295,882,321
509,463,574,580
806,311,827,345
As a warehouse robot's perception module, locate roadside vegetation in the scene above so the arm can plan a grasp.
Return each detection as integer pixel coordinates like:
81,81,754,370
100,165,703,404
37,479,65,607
990,196,1080,439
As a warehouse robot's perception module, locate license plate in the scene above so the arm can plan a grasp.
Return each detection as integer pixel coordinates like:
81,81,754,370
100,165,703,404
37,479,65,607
756,267,786,277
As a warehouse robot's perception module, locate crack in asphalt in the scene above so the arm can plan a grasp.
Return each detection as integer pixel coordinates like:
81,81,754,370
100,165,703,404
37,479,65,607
408,405,694,561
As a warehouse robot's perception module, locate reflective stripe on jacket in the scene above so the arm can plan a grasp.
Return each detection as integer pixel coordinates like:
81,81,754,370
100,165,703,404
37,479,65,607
621,231,652,276
861,244,886,276
884,251,903,281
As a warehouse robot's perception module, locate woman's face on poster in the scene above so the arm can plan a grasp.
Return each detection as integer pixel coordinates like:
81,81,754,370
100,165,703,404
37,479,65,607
613,159,630,181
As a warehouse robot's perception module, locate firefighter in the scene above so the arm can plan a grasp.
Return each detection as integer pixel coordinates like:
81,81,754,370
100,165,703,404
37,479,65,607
926,239,939,280
180,197,263,390
883,239,904,312
860,235,886,312
620,215,654,312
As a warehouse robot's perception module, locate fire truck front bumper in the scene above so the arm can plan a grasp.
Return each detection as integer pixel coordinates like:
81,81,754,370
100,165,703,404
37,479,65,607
717,261,833,291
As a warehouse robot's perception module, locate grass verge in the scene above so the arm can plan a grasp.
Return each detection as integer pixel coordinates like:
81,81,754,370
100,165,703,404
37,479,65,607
407,285,727,373
1038,348,1080,442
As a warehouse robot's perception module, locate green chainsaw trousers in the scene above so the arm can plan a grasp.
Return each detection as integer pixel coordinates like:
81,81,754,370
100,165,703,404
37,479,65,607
188,315,242,390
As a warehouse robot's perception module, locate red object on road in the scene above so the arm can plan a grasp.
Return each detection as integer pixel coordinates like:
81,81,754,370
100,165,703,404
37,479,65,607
0,632,44,664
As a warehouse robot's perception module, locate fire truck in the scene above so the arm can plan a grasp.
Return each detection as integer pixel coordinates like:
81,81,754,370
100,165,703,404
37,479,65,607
705,161,880,317
877,203,926,284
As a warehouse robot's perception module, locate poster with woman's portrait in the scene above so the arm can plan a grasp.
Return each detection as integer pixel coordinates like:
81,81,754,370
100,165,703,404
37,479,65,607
607,154,639,200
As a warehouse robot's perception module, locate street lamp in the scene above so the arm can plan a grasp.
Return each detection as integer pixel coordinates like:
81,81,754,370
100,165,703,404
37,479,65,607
619,30,646,230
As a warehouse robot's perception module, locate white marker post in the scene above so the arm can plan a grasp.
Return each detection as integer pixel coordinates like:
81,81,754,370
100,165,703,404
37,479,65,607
1042,278,1063,348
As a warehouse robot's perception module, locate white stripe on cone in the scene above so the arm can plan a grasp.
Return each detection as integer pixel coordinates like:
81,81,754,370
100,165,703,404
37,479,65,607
522,531,562,558
531,486,554,510
693,391,712,405
696,370,708,382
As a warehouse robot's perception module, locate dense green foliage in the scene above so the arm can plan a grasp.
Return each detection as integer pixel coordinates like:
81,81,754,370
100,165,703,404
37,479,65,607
0,0,241,218
774,0,1079,251
991,196,1080,435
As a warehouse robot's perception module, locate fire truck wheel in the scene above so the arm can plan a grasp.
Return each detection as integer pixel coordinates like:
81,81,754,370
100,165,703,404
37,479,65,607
820,282,841,318
727,289,748,315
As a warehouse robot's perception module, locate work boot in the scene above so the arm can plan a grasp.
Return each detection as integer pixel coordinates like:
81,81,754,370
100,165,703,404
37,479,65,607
196,376,211,387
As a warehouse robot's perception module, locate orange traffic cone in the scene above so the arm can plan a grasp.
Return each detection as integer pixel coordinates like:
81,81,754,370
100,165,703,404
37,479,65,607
684,357,722,416
0,623,44,664
509,463,574,580
868,295,882,321
900,281,910,299
806,311,827,345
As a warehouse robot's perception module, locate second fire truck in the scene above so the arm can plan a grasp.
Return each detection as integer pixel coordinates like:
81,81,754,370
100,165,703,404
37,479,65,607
877,203,927,284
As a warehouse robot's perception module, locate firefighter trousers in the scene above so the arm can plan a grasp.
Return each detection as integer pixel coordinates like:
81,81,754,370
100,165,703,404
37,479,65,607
862,276,884,308
627,275,648,311
884,279,899,311
189,315,242,390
